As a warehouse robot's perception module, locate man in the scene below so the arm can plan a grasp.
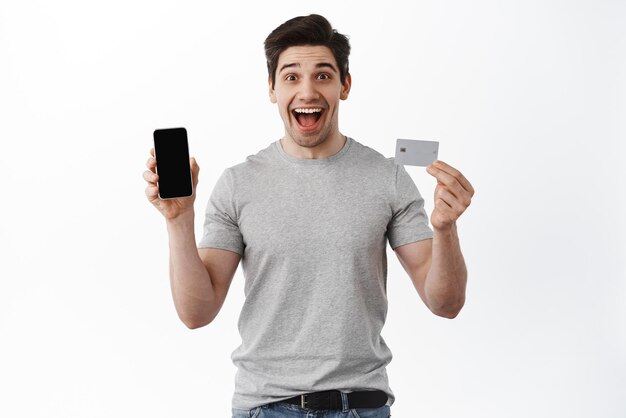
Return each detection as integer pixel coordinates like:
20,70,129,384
144,14,474,418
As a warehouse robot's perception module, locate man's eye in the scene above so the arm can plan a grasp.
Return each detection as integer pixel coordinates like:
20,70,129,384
285,75,296,81
318,73,330,80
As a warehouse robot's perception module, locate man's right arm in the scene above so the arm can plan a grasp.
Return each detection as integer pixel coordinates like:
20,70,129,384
144,148,240,329
166,210,241,329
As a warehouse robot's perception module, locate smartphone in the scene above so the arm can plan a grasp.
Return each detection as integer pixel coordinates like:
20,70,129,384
153,127,193,199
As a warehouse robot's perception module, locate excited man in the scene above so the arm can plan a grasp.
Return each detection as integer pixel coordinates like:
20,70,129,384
144,14,474,418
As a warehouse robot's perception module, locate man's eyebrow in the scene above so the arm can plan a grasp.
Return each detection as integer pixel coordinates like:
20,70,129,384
316,62,338,73
278,63,298,74
278,62,339,73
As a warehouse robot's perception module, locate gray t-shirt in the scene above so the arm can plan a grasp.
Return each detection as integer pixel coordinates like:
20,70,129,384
198,137,433,410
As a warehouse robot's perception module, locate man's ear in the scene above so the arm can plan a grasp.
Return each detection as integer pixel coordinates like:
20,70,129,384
340,73,352,100
269,77,277,103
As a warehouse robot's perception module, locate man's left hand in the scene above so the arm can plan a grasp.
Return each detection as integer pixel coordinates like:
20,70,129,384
425,160,475,231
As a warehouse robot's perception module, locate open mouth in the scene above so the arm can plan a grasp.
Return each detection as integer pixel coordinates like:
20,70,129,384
292,107,323,131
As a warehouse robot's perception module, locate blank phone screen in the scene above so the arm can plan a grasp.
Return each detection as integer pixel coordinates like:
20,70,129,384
153,127,193,199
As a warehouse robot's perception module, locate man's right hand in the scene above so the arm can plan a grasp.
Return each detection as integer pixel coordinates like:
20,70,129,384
143,147,200,220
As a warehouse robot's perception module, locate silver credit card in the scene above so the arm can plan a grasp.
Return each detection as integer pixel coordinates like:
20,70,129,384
394,138,439,166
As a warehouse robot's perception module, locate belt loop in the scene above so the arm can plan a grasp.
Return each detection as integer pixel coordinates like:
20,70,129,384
341,391,349,412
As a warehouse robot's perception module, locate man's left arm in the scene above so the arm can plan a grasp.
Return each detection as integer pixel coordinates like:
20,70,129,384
395,160,474,319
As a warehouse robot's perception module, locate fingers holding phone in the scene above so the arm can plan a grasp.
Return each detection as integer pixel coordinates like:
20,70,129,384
144,150,159,201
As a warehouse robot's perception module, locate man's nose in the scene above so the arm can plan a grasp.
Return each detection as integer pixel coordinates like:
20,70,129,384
297,79,319,101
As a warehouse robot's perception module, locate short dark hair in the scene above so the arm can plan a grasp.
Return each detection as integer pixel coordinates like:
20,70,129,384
264,14,351,89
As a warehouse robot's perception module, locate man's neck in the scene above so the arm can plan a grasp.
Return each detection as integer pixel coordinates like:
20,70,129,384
280,132,347,160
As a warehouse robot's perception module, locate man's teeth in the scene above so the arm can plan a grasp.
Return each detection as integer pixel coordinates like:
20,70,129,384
293,108,322,114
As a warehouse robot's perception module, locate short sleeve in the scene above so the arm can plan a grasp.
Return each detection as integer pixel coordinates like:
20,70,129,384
387,164,433,249
197,168,245,255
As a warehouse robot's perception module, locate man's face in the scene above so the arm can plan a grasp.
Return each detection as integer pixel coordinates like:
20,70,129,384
269,45,351,148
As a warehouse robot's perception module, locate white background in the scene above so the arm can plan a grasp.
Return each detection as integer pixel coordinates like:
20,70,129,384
1,1,625,417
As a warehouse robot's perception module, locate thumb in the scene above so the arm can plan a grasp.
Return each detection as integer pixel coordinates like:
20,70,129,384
190,157,200,187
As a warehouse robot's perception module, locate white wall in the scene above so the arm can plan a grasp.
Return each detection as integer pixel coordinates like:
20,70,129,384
1,1,624,417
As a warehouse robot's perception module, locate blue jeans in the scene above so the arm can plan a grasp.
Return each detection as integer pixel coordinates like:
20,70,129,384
231,393,391,418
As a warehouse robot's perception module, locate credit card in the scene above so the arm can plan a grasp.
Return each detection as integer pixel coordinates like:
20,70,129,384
394,139,439,166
